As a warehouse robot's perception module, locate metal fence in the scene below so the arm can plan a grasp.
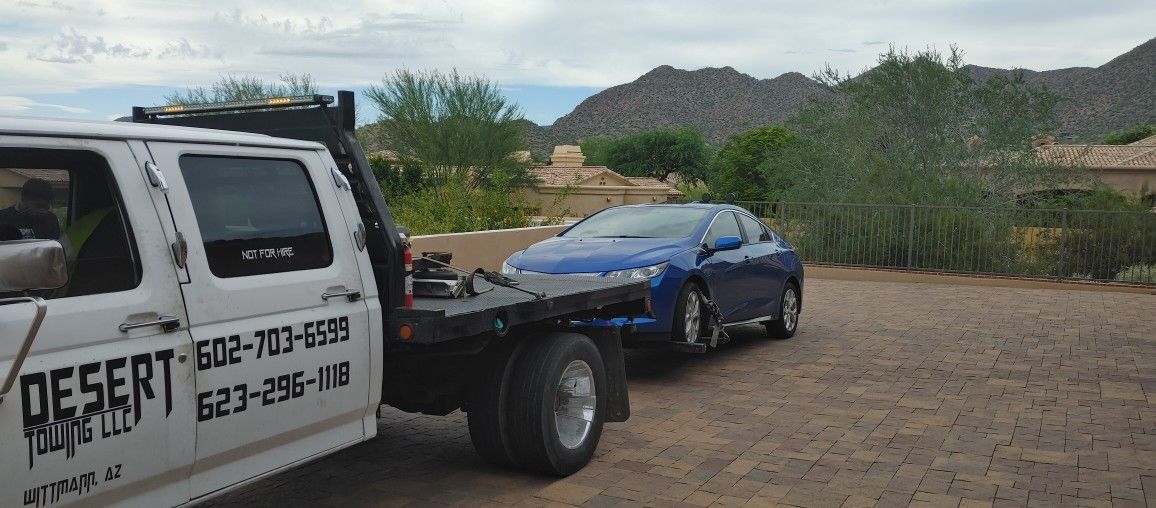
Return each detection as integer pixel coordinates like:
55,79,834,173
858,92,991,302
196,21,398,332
736,201,1156,286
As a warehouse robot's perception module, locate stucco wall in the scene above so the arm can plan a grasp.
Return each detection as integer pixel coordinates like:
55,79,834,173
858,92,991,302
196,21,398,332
523,186,673,217
409,224,568,271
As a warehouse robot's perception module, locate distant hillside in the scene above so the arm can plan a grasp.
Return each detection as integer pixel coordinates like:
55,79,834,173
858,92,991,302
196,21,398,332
360,37,1156,155
547,65,831,148
965,37,1156,141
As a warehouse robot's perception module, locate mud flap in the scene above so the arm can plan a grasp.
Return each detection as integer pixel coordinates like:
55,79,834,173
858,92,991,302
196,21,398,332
584,327,630,423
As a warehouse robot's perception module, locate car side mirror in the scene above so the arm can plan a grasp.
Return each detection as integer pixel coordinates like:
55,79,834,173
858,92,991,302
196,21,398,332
0,240,68,293
711,235,742,252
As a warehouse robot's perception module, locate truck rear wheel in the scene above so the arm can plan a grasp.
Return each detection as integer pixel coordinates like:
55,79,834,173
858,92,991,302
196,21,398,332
466,340,524,468
507,332,606,476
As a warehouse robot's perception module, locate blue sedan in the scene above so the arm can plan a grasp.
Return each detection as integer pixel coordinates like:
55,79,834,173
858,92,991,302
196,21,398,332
501,203,804,344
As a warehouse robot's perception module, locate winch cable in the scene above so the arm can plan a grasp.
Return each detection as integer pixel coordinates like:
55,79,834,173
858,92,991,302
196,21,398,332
413,255,546,300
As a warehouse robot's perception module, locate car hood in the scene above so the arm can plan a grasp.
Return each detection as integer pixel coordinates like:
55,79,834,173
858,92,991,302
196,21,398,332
509,237,693,273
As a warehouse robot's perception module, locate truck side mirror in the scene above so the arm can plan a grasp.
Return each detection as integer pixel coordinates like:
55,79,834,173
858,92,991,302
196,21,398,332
0,239,68,293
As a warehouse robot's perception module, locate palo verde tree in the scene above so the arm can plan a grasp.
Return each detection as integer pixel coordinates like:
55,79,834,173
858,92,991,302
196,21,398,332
709,126,798,201
603,127,711,184
164,73,317,104
364,69,531,188
1102,124,1155,145
578,135,615,167
771,46,1083,273
779,46,1071,207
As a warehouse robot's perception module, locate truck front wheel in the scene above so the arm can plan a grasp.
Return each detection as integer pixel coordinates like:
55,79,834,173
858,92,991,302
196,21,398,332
507,332,607,476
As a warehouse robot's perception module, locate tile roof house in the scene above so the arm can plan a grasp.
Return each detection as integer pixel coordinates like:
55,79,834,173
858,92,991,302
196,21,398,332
524,146,684,216
1034,136,1156,199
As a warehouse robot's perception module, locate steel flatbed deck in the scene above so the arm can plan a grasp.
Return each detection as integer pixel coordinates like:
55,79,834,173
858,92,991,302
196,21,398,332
392,274,650,345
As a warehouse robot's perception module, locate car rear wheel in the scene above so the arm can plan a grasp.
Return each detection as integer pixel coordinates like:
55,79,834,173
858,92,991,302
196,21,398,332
672,281,705,344
765,282,799,339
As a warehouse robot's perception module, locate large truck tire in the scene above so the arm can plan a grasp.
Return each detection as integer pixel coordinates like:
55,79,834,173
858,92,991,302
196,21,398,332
507,332,607,476
466,339,524,468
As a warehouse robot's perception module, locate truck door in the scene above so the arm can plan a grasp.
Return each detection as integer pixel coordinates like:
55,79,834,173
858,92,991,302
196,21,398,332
0,140,195,507
142,142,373,498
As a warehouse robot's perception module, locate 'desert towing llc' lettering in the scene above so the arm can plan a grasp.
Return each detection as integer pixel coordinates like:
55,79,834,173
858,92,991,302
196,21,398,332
19,350,174,469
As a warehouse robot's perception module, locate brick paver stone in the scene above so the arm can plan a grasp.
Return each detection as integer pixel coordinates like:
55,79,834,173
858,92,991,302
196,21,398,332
204,279,1155,507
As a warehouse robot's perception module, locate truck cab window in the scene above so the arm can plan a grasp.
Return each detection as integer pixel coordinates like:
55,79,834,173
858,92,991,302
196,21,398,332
179,155,333,278
0,147,141,298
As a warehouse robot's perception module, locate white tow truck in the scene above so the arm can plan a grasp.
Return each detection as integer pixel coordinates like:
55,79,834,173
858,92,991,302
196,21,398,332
0,92,649,506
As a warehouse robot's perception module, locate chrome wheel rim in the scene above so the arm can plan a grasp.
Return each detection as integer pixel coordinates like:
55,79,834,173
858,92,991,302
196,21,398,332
782,288,798,332
554,360,596,450
683,290,702,343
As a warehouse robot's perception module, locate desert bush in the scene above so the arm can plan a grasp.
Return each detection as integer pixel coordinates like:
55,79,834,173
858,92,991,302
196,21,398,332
388,173,533,235
1115,264,1156,284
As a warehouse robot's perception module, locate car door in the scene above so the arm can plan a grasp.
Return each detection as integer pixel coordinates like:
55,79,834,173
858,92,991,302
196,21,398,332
698,211,752,322
737,212,782,320
143,142,373,499
0,139,195,507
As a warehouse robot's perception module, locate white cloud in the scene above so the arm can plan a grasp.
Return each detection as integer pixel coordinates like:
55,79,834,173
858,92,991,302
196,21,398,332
0,0,1153,96
0,96,89,114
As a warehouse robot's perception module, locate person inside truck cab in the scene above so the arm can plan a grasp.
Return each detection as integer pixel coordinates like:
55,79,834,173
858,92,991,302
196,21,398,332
1,149,140,299
0,178,61,240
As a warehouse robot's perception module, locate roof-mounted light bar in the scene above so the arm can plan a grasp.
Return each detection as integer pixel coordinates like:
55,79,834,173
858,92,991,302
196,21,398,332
133,94,334,120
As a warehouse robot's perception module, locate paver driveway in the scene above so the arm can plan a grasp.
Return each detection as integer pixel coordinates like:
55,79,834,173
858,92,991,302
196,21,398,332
207,279,1156,507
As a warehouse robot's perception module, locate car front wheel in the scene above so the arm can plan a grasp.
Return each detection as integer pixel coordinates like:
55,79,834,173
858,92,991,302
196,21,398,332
672,282,705,344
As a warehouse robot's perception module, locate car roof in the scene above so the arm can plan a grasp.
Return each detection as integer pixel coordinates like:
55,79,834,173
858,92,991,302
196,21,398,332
0,115,324,151
611,202,750,213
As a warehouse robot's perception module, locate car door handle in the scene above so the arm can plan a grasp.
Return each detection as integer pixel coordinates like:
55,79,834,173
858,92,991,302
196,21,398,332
322,286,362,302
119,314,181,333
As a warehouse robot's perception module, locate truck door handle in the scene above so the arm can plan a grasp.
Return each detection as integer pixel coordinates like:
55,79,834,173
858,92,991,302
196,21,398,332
119,314,181,333
322,287,362,302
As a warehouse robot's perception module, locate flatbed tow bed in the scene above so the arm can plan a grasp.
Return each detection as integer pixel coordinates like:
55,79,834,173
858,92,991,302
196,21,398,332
398,274,650,345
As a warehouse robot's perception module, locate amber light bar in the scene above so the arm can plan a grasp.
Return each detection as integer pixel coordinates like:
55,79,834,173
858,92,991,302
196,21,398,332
134,94,333,119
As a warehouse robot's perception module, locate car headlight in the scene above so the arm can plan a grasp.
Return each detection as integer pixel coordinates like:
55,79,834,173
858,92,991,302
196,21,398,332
501,261,518,274
605,262,668,279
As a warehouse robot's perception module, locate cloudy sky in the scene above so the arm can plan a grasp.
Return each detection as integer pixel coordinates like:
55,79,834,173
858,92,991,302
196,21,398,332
1,0,1153,125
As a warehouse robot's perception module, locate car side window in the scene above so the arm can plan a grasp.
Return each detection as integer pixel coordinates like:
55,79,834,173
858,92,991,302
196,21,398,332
0,147,142,298
704,211,742,246
179,155,333,278
738,213,772,243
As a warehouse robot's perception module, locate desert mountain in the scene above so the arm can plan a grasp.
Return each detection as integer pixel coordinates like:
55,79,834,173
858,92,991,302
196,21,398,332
965,37,1156,141
547,65,830,148
359,37,1156,155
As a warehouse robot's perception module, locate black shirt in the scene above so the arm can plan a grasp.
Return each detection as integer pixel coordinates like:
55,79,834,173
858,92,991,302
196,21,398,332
0,206,61,240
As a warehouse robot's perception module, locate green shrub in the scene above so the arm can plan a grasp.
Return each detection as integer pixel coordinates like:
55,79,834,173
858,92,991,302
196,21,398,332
1102,124,1156,145
387,173,533,235
1115,264,1156,284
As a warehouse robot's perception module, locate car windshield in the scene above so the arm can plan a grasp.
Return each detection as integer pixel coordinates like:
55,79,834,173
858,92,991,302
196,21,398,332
561,207,709,239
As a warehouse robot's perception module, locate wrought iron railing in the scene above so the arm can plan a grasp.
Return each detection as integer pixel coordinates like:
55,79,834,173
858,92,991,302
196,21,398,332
736,201,1156,285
